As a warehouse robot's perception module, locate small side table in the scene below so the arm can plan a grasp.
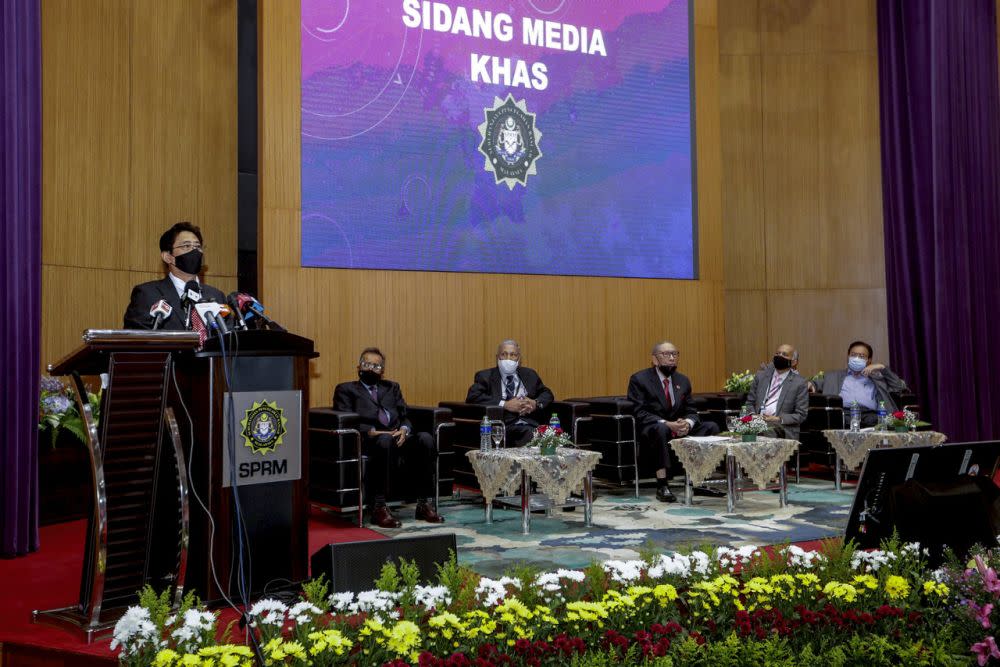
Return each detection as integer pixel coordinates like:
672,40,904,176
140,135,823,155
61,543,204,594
822,429,948,490
467,447,601,534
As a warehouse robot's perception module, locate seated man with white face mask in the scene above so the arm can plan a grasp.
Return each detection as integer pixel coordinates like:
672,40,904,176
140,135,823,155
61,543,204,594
465,339,555,446
810,340,908,427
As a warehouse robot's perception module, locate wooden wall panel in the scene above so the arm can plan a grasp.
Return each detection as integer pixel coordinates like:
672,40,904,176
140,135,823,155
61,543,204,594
41,0,130,271
720,0,887,377
41,0,237,367
260,0,727,407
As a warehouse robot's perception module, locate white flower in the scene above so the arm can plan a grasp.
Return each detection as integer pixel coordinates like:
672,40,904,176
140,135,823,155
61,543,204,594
329,591,355,611
110,606,161,656
248,599,288,627
475,576,521,606
288,601,323,625
787,545,825,569
413,585,452,610
352,590,400,614
648,553,694,579
689,551,711,576
850,549,897,572
602,560,645,584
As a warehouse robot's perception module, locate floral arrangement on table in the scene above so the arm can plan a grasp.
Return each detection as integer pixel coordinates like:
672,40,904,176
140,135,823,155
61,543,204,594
529,425,573,455
723,370,754,394
884,408,930,432
809,370,825,387
112,539,1000,666
38,375,101,447
724,414,770,442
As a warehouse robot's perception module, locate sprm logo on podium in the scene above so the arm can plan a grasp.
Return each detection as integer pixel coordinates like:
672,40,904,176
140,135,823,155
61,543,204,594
240,400,287,454
223,390,302,487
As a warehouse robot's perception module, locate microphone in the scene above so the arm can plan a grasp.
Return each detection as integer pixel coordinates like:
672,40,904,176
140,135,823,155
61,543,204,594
181,280,202,329
243,295,285,331
225,292,248,330
149,300,173,330
194,302,232,336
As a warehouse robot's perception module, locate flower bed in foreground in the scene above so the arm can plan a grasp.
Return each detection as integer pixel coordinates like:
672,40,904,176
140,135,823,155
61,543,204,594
112,539,1000,666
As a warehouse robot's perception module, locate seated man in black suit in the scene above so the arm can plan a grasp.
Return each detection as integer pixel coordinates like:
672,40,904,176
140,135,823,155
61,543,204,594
123,221,225,330
627,340,721,502
465,339,554,446
745,343,809,440
333,347,444,529
810,340,908,426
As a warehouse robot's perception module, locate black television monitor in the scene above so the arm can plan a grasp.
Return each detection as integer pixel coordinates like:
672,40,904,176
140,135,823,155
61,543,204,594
845,441,1000,561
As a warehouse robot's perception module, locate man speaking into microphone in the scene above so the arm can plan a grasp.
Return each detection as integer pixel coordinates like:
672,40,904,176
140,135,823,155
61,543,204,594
123,222,226,330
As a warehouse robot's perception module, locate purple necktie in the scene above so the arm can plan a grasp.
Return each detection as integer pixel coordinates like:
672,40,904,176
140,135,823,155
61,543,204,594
369,386,389,426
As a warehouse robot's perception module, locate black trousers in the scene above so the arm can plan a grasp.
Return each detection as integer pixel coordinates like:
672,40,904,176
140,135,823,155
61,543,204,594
640,420,721,476
504,421,538,447
364,431,436,505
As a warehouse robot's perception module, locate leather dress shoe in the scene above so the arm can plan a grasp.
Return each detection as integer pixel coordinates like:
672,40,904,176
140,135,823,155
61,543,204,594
371,505,402,529
415,502,445,523
693,486,726,498
655,486,677,503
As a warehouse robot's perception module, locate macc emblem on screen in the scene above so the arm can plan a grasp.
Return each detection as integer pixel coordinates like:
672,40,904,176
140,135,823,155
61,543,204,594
478,94,543,189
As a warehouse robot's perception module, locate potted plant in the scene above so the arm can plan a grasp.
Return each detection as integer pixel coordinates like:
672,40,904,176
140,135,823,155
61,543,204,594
529,424,573,455
884,408,929,432
726,413,769,442
38,376,101,525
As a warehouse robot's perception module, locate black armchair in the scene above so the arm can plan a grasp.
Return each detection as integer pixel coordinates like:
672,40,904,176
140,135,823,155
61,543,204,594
308,405,454,526
565,396,640,497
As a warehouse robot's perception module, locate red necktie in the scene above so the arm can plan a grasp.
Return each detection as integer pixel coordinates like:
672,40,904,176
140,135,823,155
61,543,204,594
663,378,673,410
190,309,208,348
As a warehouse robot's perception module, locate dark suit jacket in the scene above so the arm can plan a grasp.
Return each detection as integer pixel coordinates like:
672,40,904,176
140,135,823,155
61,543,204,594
745,365,809,440
815,367,907,412
333,379,414,436
123,276,226,330
465,366,554,427
627,367,701,433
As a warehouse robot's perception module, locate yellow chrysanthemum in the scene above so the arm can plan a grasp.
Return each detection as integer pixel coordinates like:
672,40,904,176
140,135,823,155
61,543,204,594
822,581,859,603
153,650,180,667
884,575,910,600
387,620,422,657
653,583,678,603
852,574,878,590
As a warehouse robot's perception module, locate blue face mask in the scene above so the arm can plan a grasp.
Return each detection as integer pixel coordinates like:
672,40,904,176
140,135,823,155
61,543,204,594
848,356,867,373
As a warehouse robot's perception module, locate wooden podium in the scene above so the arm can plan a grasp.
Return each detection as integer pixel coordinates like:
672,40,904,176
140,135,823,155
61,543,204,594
34,328,317,640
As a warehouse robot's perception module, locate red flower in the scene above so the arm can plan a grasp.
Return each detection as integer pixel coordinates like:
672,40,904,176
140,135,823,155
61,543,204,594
536,425,548,434
740,415,753,423
892,410,906,420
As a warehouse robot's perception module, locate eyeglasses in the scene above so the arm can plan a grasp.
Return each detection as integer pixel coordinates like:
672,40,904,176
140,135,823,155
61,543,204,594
497,352,520,360
173,242,204,253
654,350,680,359
359,361,383,372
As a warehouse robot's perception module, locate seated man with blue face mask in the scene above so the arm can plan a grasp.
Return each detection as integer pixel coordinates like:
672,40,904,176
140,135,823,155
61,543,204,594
810,340,908,427
466,339,554,446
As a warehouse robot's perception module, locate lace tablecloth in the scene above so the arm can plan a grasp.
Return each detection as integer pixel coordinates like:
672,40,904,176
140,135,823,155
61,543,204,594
467,447,602,506
822,430,948,469
670,437,799,489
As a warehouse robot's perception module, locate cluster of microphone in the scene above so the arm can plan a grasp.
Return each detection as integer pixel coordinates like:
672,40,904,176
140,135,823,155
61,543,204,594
147,280,284,334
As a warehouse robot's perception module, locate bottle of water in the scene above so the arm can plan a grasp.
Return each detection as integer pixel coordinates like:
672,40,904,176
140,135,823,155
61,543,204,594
849,401,861,432
876,400,887,431
549,413,561,429
740,404,751,418
480,416,492,451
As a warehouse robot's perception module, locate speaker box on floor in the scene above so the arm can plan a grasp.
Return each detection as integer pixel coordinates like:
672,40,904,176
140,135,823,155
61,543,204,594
311,533,458,593
846,441,1000,564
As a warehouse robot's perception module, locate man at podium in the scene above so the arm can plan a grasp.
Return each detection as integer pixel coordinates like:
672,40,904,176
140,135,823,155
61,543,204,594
333,347,445,528
123,221,225,330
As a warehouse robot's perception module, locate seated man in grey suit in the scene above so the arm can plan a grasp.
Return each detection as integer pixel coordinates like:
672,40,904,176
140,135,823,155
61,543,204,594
810,340,908,427
466,339,555,446
745,343,809,440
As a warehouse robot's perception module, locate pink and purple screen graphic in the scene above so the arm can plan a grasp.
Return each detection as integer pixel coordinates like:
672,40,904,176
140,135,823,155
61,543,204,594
301,1,695,279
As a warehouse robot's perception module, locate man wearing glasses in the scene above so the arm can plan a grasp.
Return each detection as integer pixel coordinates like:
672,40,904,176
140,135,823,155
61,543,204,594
123,221,225,330
333,347,444,528
466,339,554,446
627,341,721,503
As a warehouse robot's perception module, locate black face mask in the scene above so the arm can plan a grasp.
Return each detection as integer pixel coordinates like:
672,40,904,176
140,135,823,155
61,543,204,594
772,355,792,371
658,364,677,377
173,248,203,275
359,370,381,385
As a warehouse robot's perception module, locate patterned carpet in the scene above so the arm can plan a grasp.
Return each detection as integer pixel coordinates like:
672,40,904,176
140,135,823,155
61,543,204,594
377,479,856,577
